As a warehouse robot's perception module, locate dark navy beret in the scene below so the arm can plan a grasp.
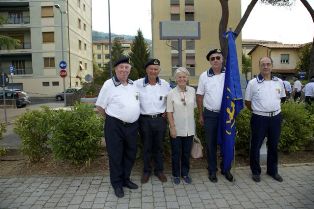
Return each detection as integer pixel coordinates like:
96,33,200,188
144,58,160,69
206,48,222,61
114,56,131,67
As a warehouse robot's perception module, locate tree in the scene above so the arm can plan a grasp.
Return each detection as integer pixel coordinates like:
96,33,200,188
242,53,252,81
297,43,312,79
129,29,150,79
102,37,125,81
218,0,313,76
0,16,20,49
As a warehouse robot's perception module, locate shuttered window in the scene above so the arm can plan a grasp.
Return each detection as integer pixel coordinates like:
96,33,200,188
41,6,54,17
42,32,54,43
44,57,55,68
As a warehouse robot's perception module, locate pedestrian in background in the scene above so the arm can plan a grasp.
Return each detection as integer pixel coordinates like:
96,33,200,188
282,76,292,102
167,67,196,185
304,76,314,105
96,56,140,198
196,49,234,183
134,58,171,184
293,76,302,102
245,56,285,183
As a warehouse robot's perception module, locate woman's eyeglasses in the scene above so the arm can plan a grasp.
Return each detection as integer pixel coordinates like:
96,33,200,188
210,56,221,61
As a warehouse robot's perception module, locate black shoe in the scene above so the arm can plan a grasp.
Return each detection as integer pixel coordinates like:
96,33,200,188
208,174,218,183
114,186,124,198
252,174,261,182
123,180,139,189
222,171,234,182
267,173,283,182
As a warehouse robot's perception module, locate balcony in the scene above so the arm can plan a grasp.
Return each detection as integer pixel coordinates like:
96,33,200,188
0,42,31,50
0,67,33,75
5,16,30,24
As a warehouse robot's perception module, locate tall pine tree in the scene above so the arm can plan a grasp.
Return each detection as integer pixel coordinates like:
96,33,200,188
129,29,150,79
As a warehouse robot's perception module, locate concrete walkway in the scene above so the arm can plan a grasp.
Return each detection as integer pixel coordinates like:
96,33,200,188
1,164,313,209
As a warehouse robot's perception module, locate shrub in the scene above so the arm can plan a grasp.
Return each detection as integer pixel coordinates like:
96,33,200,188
14,106,54,162
235,108,251,154
49,104,103,165
280,102,314,152
0,122,6,139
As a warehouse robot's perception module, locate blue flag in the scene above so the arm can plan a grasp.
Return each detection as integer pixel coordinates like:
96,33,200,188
218,31,244,172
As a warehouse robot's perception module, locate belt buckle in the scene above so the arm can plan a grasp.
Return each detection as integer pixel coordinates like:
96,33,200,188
151,114,158,118
269,111,275,117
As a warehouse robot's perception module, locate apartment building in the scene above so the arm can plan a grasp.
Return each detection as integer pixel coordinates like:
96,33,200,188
151,0,241,85
93,39,132,69
0,0,92,97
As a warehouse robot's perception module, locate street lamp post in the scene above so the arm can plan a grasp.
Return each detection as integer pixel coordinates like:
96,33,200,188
54,4,67,107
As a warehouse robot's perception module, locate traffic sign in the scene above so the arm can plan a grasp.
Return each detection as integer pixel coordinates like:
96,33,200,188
59,69,67,78
9,65,14,74
59,61,67,69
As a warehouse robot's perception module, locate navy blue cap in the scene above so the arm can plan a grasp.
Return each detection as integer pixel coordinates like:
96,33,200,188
206,49,222,61
144,58,160,69
114,56,131,67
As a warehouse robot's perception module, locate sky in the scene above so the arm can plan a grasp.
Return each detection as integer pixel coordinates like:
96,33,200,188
92,0,314,44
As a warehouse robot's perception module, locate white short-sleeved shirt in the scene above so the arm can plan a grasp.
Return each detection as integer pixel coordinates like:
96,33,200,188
167,86,196,137
245,75,286,113
134,77,171,115
283,80,292,93
304,82,314,97
196,68,225,111
96,77,140,123
293,80,302,92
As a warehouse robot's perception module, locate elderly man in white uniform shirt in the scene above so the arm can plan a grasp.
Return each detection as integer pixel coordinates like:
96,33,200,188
96,56,140,198
196,48,234,183
134,58,171,184
293,76,302,101
245,56,286,183
304,76,314,105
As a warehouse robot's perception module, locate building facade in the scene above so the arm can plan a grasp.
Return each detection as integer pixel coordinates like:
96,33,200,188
0,0,92,97
151,0,241,85
92,39,132,69
248,43,302,76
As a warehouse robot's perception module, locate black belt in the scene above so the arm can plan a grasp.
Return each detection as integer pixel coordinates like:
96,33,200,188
140,113,163,118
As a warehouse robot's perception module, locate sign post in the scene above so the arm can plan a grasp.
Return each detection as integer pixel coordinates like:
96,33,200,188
59,61,67,106
9,65,14,90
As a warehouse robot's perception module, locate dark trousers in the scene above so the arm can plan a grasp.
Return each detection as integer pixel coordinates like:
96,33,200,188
294,91,301,101
250,113,282,176
203,109,220,174
139,116,167,175
105,115,138,188
305,96,314,105
170,136,193,177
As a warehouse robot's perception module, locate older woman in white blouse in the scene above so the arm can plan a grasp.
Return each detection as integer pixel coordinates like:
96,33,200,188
167,67,196,185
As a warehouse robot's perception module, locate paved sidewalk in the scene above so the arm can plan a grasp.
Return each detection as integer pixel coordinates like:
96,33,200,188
0,164,313,209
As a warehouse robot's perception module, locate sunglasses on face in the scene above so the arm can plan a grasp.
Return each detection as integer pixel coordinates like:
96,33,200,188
210,56,221,61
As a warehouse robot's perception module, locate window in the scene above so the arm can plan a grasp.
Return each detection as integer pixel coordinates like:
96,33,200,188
171,54,179,75
84,23,86,31
12,60,26,75
52,81,59,86
97,54,101,59
171,14,180,21
41,6,53,17
186,40,195,50
44,57,55,68
185,13,194,21
171,0,180,5
185,0,194,5
42,82,49,86
84,43,87,50
98,63,101,67
42,32,54,43
280,54,289,64
105,54,110,59
79,40,82,50
171,40,178,51
78,18,81,29
186,54,195,76
105,44,109,50
97,45,101,50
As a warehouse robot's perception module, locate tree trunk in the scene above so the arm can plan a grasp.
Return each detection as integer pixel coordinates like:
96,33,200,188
299,0,314,77
219,0,229,57
234,0,259,38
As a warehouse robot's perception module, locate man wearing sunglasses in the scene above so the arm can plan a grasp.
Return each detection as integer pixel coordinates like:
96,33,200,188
196,49,234,183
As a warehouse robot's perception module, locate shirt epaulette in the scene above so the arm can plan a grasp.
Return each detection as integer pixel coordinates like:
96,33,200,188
143,76,161,87
207,67,225,77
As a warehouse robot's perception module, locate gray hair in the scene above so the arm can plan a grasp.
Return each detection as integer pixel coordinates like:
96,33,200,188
175,67,190,77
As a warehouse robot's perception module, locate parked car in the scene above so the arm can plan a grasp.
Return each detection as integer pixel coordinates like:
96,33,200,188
55,88,82,101
0,89,31,108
